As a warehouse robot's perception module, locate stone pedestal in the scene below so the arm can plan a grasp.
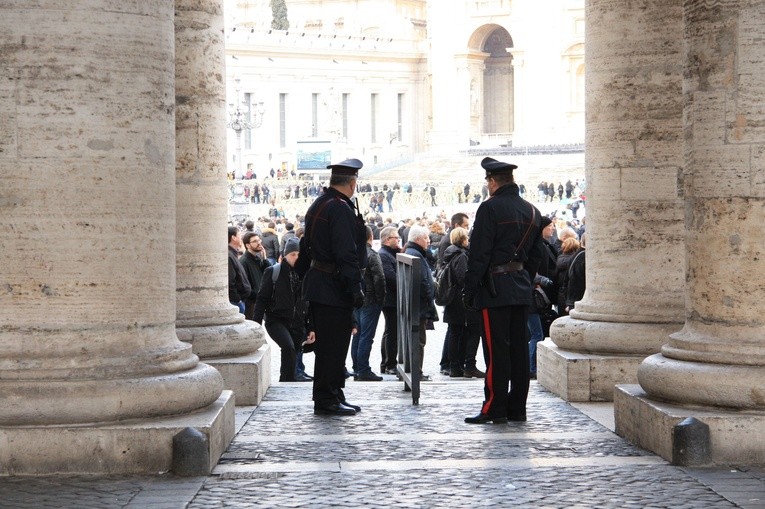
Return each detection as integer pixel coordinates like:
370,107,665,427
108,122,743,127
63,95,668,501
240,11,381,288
0,1,233,473
175,0,269,405
0,391,235,475
615,385,765,465
616,0,765,465
540,0,685,402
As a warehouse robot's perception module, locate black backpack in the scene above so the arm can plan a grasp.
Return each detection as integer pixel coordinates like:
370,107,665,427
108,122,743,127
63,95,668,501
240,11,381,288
434,254,460,306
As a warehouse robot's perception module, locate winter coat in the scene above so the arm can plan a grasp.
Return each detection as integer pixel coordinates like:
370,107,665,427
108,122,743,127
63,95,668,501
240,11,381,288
404,242,437,320
565,248,586,309
362,244,386,307
378,244,399,308
554,250,577,314
279,230,296,256
441,244,481,325
252,260,307,334
239,250,271,302
228,246,251,303
261,228,281,261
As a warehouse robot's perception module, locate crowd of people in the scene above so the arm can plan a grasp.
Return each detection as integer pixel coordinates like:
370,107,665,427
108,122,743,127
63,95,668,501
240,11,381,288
226,158,586,421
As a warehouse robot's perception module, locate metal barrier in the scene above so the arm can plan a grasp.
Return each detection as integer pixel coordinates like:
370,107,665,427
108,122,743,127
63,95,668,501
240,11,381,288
396,253,421,405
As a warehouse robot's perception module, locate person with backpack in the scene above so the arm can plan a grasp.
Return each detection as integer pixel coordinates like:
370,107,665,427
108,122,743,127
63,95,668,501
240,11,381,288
440,227,485,378
252,238,311,382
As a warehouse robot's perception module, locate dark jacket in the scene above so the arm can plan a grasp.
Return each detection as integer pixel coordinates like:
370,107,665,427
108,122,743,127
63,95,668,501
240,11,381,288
404,241,437,320
554,250,577,313
378,244,399,308
565,248,586,309
279,230,296,256
539,239,559,305
252,260,307,333
441,244,480,325
261,228,281,260
297,187,367,307
464,183,543,309
362,244,386,307
228,246,251,303
239,250,271,302
436,230,452,268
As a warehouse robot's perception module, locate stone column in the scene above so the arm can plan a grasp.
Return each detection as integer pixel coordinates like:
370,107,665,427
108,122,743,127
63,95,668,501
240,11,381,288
0,1,233,474
537,0,686,401
616,0,765,465
508,50,526,145
425,0,461,151
175,0,270,405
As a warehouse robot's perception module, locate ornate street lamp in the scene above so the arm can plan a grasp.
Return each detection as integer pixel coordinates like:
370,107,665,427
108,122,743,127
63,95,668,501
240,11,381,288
227,78,264,179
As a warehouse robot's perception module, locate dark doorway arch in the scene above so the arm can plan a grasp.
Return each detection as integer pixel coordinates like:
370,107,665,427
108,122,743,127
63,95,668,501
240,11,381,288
477,25,514,139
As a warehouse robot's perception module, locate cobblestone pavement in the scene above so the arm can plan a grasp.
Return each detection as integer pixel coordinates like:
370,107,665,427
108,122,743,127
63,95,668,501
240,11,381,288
1,322,763,508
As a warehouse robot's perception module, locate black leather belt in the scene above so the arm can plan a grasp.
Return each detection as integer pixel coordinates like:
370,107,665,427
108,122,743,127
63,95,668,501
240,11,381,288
490,261,524,274
311,260,337,273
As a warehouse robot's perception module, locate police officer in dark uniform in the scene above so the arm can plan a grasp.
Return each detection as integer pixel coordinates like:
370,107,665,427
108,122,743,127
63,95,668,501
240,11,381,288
296,158,368,416
463,157,544,424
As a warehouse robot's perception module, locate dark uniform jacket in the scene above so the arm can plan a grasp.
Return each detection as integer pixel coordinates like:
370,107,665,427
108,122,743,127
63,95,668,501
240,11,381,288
464,183,543,309
297,187,367,308
378,244,399,309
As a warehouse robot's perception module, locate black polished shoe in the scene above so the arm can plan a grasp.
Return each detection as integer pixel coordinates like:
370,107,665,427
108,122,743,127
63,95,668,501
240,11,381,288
384,367,398,375
465,413,507,424
507,413,527,422
314,403,357,416
440,368,451,376
449,369,464,377
355,371,383,381
295,374,313,382
340,401,361,412
463,367,486,378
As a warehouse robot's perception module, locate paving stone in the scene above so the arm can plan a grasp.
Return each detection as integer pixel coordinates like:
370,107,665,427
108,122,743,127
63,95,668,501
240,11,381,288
0,324,762,508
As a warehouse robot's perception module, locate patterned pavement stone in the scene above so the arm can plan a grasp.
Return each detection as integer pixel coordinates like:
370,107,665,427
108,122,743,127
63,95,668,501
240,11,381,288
0,322,763,508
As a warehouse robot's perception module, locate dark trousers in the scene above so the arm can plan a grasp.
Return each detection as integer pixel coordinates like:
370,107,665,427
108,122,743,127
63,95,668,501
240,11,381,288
440,326,450,371
244,299,256,321
480,306,530,417
310,302,353,406
380,306,398,371
447,321,482,372
265,320,298,382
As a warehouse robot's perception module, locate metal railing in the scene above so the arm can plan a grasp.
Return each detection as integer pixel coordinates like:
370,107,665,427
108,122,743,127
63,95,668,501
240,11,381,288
396,253,421,405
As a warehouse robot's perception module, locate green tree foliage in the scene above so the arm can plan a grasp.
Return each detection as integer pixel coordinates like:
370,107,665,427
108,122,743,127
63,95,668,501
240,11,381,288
270,0,289,30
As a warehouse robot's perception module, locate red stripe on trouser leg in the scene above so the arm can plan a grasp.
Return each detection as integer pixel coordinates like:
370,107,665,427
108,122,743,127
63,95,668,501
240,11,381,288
481,308,494,415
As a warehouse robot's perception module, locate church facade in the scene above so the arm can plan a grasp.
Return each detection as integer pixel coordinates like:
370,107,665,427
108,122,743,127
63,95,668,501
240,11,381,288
223,0,584,177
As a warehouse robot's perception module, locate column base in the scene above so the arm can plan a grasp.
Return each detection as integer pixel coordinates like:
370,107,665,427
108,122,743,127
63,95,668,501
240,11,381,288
537,339,644,401
615,384,765,465
205,343,271,406
0,391,235,475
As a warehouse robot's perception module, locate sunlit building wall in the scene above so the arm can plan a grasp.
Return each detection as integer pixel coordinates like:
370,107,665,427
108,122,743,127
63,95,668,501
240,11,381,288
224,0,583,177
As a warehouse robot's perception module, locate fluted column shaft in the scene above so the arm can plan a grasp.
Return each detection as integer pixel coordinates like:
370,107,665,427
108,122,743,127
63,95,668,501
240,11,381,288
638,0,765,409
551,0,686,354
174,0,264,358
0,0,222,425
